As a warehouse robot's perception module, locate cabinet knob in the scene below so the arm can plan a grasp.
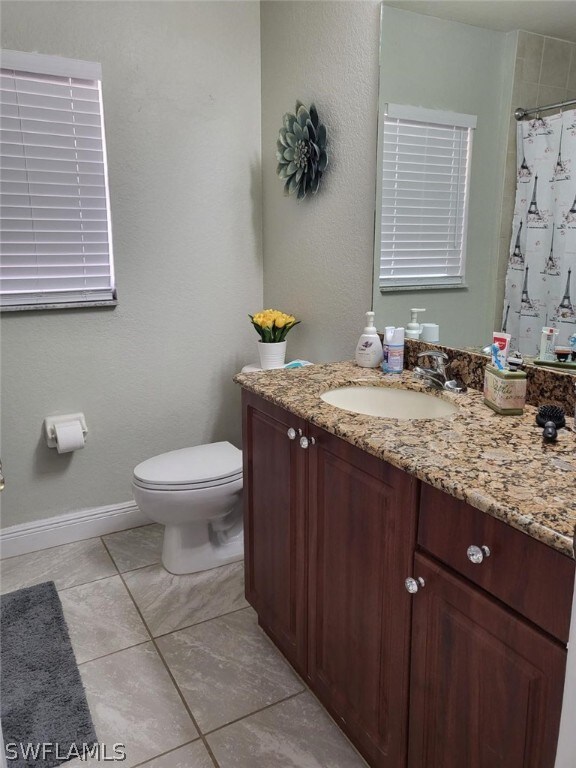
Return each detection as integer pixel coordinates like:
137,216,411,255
467,544,491,564
299,435,316,449
405,576,425,594
287,427,302,441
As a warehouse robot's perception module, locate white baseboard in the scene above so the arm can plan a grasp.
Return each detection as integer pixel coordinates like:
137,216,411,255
0,501,149,559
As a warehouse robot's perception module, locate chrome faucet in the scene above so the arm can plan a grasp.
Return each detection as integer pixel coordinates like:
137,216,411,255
413,351,467,393
414,350,449,389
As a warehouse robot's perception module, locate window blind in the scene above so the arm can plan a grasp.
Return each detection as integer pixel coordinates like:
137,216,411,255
378,104,476,290
0,50,116,309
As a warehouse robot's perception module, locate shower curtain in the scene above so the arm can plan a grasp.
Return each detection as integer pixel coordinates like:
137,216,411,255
503,108,576,356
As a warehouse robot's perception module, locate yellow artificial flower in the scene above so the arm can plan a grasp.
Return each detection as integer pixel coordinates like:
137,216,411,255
250,308,300,341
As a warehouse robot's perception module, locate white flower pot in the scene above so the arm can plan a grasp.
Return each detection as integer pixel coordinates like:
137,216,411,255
258,340,287,370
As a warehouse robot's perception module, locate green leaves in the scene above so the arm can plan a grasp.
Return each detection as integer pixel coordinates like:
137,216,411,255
249,314,301,343
260,325,274,343
276,320,301,342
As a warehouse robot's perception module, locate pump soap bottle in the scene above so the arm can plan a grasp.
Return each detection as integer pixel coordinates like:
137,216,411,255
355,311,383,368
406,308,426,340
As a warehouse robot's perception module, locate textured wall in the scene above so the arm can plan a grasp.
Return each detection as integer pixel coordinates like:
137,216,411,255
260,1,381,363
0,1,262,527
494,31,576,328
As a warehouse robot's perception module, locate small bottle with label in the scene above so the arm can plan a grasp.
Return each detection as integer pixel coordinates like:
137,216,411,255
381,326,394,371
539,327,558,362
383,327,405,373
569,333,576,362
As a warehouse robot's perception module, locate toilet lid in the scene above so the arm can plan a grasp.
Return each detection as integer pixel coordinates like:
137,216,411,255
133,442,242,487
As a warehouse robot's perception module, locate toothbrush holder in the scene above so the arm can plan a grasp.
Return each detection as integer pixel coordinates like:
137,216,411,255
483,364,527,416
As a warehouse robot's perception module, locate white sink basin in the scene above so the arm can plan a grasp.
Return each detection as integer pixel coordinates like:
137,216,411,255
320,386,459,420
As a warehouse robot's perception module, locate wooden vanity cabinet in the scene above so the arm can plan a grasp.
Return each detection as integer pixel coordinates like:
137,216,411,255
408,552,567,768
242,391,308,674
241,391,573,768
418,484,574,644
408,485,574,768
242,390,419,767
307,424,418,768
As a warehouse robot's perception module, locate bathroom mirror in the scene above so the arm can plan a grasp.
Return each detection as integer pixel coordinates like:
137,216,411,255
373,1,576,367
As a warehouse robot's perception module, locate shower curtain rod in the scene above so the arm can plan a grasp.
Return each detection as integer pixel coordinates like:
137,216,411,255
515,98,576,120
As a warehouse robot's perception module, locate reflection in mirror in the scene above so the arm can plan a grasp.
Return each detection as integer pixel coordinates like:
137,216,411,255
373,2,576,373
503,107,576,365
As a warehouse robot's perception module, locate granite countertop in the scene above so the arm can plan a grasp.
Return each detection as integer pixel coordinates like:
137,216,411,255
235,361,576,559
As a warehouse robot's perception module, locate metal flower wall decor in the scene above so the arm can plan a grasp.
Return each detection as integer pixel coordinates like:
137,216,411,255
276,102,328,200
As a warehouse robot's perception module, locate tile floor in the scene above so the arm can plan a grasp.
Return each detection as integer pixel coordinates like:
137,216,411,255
0,524,367,768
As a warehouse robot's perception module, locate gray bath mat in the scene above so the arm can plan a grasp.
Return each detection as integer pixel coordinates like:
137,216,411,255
0,581,97,767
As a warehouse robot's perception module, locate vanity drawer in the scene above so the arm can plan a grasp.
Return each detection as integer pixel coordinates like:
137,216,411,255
418,484,575,644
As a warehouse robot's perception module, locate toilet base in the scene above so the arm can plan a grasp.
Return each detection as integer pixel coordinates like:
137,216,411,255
161,518,244,575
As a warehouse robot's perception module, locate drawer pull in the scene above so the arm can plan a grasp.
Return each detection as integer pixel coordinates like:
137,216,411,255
405,576,425,594
300,435,316,449
287,427,302,440
467,545,491,564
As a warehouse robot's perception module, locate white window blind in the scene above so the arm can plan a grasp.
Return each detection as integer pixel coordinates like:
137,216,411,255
378,104,476,290
0,50,116,310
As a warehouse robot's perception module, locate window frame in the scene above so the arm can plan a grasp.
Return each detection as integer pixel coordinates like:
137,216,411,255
375,103,476,293
0,49,117,312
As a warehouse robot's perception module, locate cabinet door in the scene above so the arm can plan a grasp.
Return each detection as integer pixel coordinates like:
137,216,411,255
242,391,308,674
408,552,567,768
307,427,418,768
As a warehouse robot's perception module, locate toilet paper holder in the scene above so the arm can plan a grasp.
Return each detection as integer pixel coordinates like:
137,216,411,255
44,413,88,449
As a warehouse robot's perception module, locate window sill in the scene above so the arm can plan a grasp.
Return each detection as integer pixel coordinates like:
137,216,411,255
1,299,118,312
379,283,469,294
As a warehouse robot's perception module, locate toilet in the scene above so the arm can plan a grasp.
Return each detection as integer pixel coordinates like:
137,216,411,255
132,441,243,575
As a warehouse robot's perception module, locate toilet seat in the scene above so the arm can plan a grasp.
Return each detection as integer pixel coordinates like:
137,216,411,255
132,473,243,492
133,442,242,492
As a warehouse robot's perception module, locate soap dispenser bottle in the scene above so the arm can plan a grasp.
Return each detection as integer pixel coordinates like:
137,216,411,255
355,311,383,368
406,308,426,340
